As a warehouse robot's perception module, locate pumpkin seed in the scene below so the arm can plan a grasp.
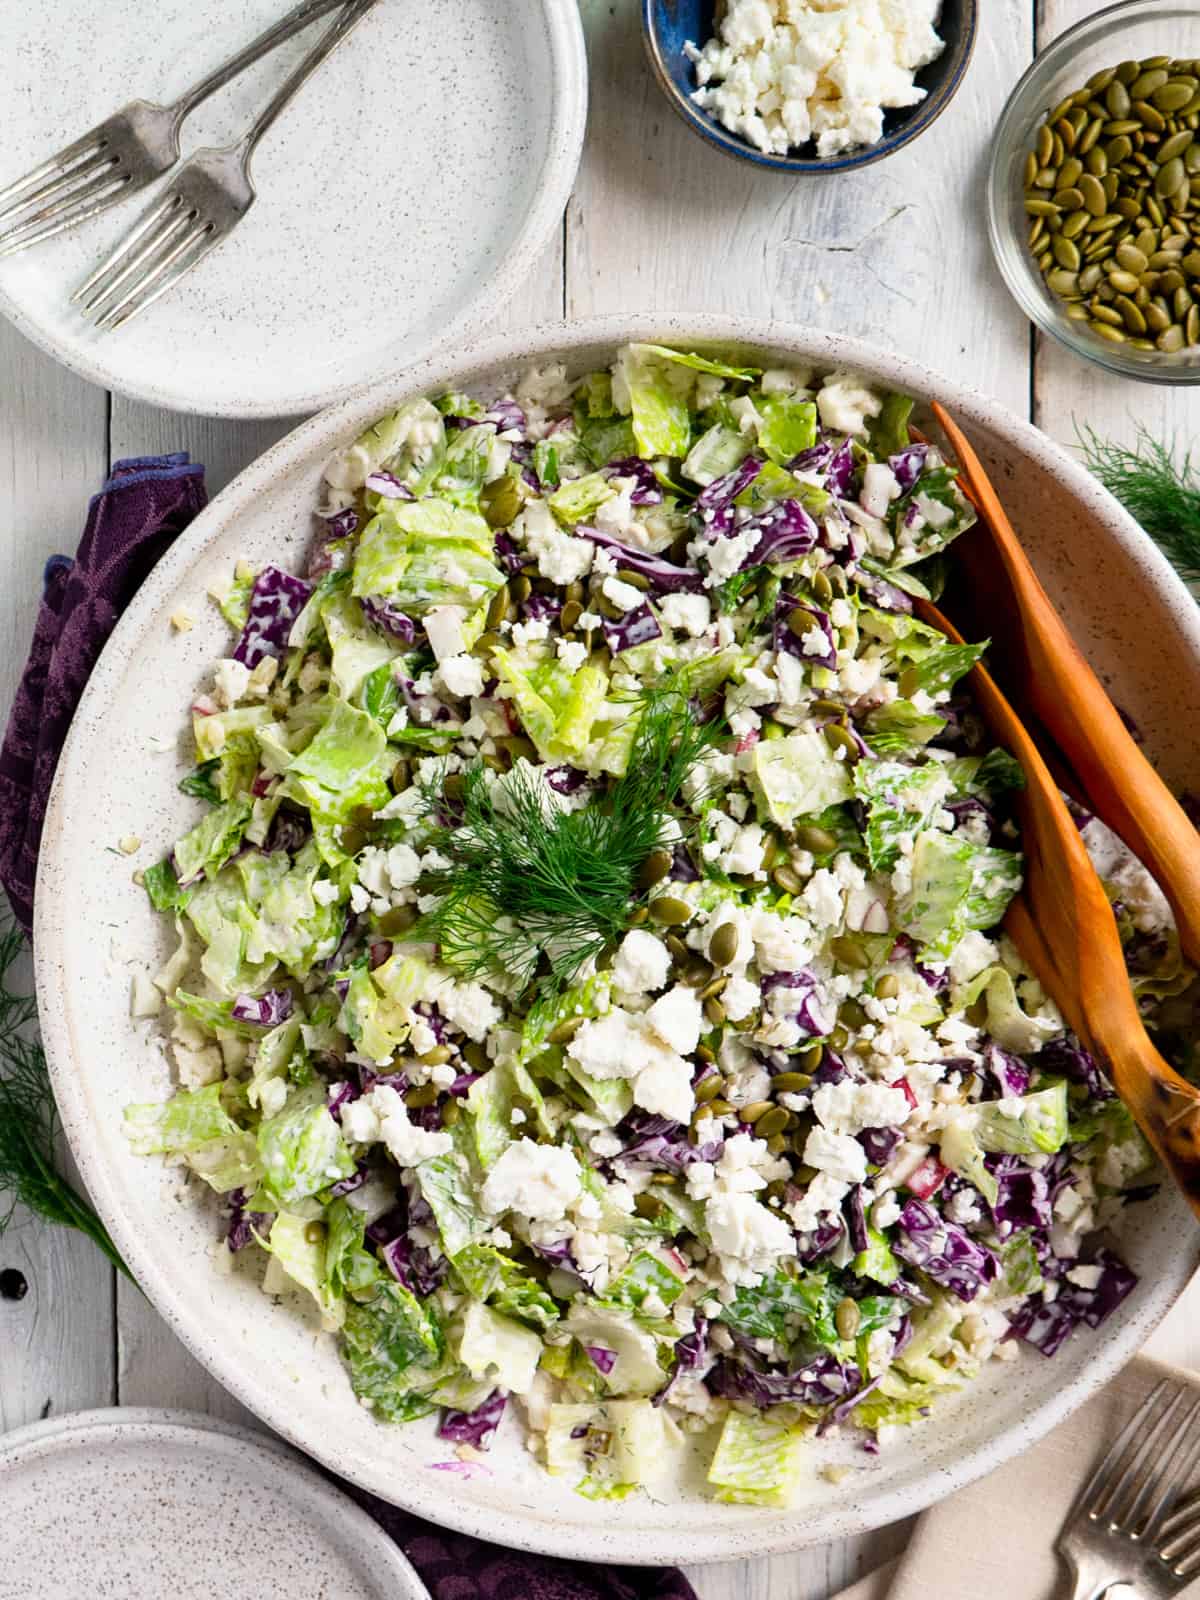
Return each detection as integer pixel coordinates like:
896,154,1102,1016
1078,262,1104,293
695,1074,723,1104
772,863,805,895
1130,68,1170,99
772,1072,814,1094
875,973,901,1000
1188,304,1200,344
1135,100,1167,133
1078,116,1104,155
1091,321,1128,342
1106,80,1132,118
707,1098,733,1118
794,822,839,854
405,1085,439,1109
1115,294,1147,333
1159,130,1196,163
1090,302,1125,325
1052,186,1085,211
559,598,583,632
709,922,740,968
304,1221,327,1245
1145,300,1173,332
1059,157,1084,188
649,896,691,927
1175,285,1195,316
1052,235,1082,270
1155,81,1199,114
666,933,689,961
1036,125,1055,166
1079,173,1108,214
1106,134,1134,163
796,1042,825,1073
1107,268,1141,292
1061,210,1090,239
740,1100,773,1124
823,723,860,761
1183,251,1200,275
835,1298,862,1340
615,567,651,591
829,935,870,970
1024,197,1060,217
1157,156,1189,196
1158,322,1186,350
1114,59,1142,85
1114,198,1143,220
681,957,713,988
481,475,523,527
755,1106,789,1140
638,848,674,890
1116,242,1150,273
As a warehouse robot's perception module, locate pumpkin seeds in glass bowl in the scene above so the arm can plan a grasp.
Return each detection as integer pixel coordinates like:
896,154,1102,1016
989,0,1200,383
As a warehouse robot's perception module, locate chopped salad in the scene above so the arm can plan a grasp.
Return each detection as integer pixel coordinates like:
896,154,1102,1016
127,343,1188,1507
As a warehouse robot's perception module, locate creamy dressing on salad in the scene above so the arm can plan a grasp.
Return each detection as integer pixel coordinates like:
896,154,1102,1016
125,344,1181,1508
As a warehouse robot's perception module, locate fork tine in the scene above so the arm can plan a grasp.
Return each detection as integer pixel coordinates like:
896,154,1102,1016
76,198,191,313
1161,1488,1200,1541
0,132,105,214
1138,1397,1200,1544
0,149,117,227
1103,1386,1187,1531
1077,1380,1172,1521
73,195,187,307
1161,1507,1200,1566
97,220,218,331
0,172,132,257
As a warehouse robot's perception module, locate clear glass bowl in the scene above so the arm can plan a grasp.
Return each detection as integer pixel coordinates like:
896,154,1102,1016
988,0,1200,384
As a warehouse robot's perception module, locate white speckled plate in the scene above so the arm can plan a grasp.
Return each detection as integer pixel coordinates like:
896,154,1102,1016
35,315,1200,1566
0,1408,428,1599
0,0,585,417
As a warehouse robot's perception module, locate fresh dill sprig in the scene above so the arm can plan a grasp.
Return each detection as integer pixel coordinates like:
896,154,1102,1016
1078,423,1200,588
0,911,132,1279
416,684,720,995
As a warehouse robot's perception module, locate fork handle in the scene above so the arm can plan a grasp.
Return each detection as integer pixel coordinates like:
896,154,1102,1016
170,0,351,123
239,0,381,157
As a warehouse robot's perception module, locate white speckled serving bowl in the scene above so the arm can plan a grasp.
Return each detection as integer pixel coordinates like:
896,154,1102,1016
36,314,1200,1565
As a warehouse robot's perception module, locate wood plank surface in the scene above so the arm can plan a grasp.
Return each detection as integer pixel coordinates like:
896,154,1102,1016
3,3,1200,1596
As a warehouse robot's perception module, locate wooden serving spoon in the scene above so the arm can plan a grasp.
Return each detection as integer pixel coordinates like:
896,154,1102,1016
918,597,1200,1217
926,401,1200,971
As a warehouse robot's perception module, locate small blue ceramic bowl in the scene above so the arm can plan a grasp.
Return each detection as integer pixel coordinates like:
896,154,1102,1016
642,0,979,173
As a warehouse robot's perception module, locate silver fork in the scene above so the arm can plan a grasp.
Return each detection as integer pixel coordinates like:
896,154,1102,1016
73,0,380,332
1057,1378,1200,1599
0,0,353,258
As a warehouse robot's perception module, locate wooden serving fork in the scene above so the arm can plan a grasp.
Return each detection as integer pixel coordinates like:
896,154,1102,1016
913,406,1200,1213
918,598,1200,1217
928,402,1200,970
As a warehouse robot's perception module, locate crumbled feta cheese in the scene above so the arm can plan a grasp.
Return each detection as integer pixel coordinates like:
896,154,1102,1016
612,929,672,994
804,1125,868,1184
482,1138,582,1221
602,575,644,614
212,657,250,708
801,868,843,930
812,1080,911,1137
706,1192,795,1285
787,1172,850,1233
364,1085,454,1167
436,653,485,699
659,593,712,637
556,638,589,673
817,372,885,437
436,980,502,1042
424,605,467,661
518,498,593,584
634,1054,696,1124
645,986,705,1056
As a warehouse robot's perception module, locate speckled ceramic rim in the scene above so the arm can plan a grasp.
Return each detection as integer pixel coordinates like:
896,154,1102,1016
0,1406,428,1597
0,1,587,419
35,313,1200,1565
640,0,979,173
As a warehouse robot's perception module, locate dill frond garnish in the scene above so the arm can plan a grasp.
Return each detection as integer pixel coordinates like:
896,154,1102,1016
1078,424,1200,588
0,911,132,1278
416,685,720,994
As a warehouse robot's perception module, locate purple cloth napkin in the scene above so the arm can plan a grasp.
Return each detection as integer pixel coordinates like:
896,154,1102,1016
0,453,207,934
0,455,698,1600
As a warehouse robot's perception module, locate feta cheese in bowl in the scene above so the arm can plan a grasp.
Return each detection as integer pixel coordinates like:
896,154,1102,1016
642,0,979,173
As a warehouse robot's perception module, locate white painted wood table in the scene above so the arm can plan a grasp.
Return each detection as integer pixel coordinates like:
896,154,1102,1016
2,2,1200,1596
